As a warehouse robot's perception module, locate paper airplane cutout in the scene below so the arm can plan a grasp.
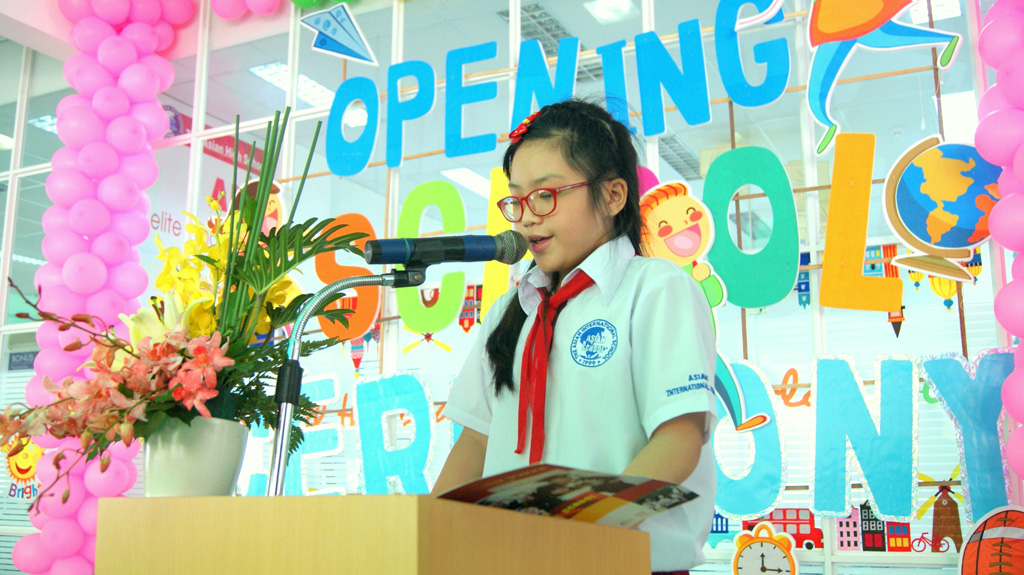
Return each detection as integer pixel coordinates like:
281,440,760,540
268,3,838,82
301,4,378,67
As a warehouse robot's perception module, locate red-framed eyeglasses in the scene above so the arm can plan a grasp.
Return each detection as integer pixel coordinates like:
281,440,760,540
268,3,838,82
495,179,609,223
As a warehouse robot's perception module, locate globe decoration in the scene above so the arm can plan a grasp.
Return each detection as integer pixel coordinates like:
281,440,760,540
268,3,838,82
884,138,1002,281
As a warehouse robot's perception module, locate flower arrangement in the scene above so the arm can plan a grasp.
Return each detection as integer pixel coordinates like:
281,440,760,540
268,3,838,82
0,109,364,503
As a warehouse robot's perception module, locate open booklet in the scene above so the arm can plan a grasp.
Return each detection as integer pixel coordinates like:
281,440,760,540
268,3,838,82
437,464,698,529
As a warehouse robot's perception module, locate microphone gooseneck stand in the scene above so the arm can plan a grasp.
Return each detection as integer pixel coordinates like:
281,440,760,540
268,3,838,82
266,267,426,497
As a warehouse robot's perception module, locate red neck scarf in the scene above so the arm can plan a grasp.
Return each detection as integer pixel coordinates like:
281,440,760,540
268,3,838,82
516,271,595,463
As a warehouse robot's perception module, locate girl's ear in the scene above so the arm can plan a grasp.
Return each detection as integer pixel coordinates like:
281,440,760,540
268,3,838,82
603,177,628,217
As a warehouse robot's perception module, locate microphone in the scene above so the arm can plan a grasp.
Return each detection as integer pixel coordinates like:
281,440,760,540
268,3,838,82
363,230,528,266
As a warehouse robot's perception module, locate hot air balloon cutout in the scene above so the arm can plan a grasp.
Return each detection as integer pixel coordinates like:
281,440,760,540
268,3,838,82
914,465,963,553
403,326,451,354
928,275,959,311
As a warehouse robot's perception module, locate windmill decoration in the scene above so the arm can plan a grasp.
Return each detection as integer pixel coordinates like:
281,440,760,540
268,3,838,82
402,326,452,354
915,465,964,553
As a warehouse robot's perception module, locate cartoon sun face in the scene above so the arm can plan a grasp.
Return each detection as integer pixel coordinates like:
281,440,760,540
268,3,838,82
641,182,714,267
3,437,44,484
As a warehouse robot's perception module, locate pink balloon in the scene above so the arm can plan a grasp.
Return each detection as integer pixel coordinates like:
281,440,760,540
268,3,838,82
56,94,91,117
97,173,141,210
212,0,248,19
12,533,56,574
46,169,96,208
92,86,131,120
41,518,85,559
1000,166,1024,197
128,0,161,24
41,229,90,265
1013,253,1024,281
37,476,87,518
84,457,131,496
118,62,160,102
76,497,98,535
1015,140,1024,184
131,100,170,141
108,261,148,299
51,147,81,171
59,0,96,22
85,289,128,325
976,107,1024,167
71,58,116,98
995,278,1024,337
77,141,120,178
57,106,106,149
96,35,138,74
50,556,94,575
978,84,1011,120
979,13,1024,70
42,205,72,234
153,20,175,51
34,262,64,292
62,53,94,87
1002,370,1024,420
107,437,142,459
117,151,159,189
1007,425,1024,478
106,115,148,154
32,433,62,449
121,21,159,54
246,0,280,16
90,231,130,264
24,373,56,407
91,0,130,25
160,0,195,25
123,458,139,489
135,188,152,213
69,198,113,237
36,322,61,349
35,286,87,321
139,53,174,92
991,192,1024,251
998,49,1024,109
70,17,115,55
63,253,109,294
984,0,1024,28
110,211,151,245
28,507,54,531
79,534,97,564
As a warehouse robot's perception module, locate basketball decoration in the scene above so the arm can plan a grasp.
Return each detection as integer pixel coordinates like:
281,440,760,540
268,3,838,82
960,506,1024,575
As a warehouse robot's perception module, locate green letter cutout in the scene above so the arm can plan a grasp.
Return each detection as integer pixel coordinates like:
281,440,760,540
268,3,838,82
704,147,798,308
395,180,466,333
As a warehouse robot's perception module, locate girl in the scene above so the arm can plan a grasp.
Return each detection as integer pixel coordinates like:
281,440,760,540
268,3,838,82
434,99,717,574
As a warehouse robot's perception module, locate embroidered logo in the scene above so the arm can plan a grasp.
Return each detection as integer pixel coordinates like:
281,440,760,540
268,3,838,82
570,320,618,367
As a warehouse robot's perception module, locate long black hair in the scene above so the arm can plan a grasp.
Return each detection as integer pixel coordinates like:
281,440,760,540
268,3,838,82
486,98,644,395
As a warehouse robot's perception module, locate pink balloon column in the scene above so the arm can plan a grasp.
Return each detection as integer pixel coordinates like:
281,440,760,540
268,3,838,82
12,1,194,574
211,0,283,20
978,0,1024,479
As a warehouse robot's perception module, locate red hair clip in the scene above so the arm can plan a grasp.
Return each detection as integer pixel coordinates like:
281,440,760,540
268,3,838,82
509,111,541,144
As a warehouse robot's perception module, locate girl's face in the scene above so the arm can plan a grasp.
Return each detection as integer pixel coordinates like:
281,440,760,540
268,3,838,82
508,140,618,282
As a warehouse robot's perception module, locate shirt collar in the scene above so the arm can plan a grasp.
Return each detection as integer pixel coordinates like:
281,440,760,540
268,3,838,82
518,235,637,314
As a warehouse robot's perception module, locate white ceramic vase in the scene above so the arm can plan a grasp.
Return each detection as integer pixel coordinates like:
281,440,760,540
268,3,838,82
143,416,249,497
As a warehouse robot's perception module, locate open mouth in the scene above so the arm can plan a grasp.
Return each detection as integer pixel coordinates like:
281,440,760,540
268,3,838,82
664,224,703,258
528,236,551,252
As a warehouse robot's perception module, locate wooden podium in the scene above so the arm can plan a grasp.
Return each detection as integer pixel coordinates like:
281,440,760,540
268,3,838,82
95,495,650,574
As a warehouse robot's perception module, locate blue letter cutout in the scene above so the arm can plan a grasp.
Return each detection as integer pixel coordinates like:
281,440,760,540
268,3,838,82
446,42,498,158
326,76,379,177
386,60,436,168
922,351,1014,520
510,37,579,130
596,40,635,134
635,20,711,135
356,373,433,494
813,358,916,520
712,360,783,518
715,0,790,107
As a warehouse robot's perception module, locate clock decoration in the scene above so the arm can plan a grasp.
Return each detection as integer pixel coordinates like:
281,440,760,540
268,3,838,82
732,521,799,575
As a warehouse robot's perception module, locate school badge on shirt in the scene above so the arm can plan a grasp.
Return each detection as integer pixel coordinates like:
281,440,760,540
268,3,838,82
571,319,618,367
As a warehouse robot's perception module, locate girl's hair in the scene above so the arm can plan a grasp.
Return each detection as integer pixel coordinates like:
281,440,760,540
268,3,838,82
486,98,644,395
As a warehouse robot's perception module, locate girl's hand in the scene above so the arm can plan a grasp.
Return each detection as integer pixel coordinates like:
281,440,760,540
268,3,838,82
692,262,711,282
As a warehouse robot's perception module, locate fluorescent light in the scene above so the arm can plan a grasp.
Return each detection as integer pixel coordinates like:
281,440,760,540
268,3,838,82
909,0,960,24
249,62,336,110
12,254,46,266
584,0,637,24
441,168,491,199
0,133,13,151
934,91,978,145
28,115,58,134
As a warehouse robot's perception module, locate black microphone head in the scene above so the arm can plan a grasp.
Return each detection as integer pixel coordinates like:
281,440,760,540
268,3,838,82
495,230,528,264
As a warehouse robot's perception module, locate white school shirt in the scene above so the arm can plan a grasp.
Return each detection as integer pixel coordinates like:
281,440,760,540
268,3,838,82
444,235,718,571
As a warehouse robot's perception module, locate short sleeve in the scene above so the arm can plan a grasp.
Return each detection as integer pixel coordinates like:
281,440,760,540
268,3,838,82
630,265,718,441
442,289,516,437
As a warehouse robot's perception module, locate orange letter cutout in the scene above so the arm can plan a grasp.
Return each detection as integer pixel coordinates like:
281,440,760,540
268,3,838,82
819,133,903,312
314,213,381,340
